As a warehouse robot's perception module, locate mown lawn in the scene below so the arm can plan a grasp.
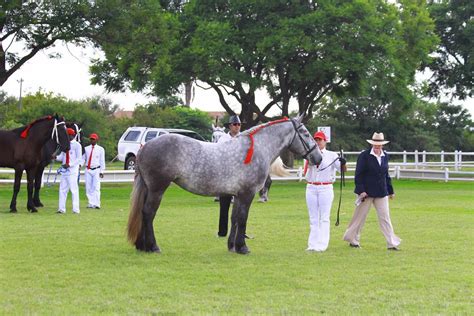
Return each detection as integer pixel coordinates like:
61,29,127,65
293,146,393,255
0,180,472,314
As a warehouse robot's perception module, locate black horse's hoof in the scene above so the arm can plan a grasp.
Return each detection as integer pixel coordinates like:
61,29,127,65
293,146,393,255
9,209,17,213
34,201,44,208
28,207,38,213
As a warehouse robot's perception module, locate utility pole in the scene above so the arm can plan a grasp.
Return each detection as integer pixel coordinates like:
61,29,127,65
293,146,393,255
17,78,23,111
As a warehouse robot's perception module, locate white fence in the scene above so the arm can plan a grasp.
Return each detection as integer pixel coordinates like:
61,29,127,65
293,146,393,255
0,151,473,185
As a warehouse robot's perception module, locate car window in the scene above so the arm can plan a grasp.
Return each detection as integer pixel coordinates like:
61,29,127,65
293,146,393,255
171,131,205,141
124,130,141,141
145,131,158,142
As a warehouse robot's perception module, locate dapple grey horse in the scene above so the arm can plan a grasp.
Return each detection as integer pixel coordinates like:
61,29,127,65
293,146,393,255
127,115,322,254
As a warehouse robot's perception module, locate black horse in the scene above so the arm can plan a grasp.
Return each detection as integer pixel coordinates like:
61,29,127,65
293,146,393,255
0,115,70,212
32,123,83,208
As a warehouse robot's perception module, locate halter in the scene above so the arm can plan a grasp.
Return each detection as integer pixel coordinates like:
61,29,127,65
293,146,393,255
73,124,82,143
51,119,66,144
289,119,318,161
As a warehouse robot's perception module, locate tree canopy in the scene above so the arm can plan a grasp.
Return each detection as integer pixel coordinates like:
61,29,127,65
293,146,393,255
425,0,473,100
91,0,437,127
0,0,107,86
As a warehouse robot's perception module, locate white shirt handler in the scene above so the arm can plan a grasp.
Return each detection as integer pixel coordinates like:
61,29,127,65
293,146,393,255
304,131,345,252
83,133,106,209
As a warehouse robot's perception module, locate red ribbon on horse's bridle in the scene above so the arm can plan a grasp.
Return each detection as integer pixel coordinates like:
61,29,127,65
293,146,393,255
244,117,289,164
20,116,53,138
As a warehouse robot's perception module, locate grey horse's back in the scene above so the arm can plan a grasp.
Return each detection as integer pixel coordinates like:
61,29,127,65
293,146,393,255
137,133,267,196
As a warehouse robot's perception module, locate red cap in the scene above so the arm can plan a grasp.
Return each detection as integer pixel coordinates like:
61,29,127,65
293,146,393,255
66,128,76,136
89,133,99,140
313,131,327,141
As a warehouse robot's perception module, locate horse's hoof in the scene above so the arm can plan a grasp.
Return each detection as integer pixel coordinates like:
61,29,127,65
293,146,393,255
34,202,44,208
233,245,250,255
9,209,17,213
150,245,161,253
29,208,38,213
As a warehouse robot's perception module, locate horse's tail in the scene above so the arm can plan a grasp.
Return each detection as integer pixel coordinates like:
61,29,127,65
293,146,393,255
127,169,147,244
270,156,291,177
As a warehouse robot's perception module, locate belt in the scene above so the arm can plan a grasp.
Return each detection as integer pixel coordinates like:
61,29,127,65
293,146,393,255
307,182,333,185
88,166,100,170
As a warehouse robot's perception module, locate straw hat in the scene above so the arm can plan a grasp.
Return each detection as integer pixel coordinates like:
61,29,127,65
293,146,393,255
366,132,389,145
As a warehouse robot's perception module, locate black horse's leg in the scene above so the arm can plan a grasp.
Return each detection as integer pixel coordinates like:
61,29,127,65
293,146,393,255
140,186,168,253
228,191,256,254
33,166,45,207
258,175,272,202
26,168,38,213
9,168,23,213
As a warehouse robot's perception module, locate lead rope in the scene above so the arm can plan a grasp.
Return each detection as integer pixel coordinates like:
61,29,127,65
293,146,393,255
335,149,345,226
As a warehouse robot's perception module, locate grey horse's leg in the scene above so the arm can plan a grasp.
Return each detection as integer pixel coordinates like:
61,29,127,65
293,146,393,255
140,186,168,253
228,191,256,254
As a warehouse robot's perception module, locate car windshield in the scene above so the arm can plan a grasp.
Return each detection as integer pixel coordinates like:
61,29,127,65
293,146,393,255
124,130,141,141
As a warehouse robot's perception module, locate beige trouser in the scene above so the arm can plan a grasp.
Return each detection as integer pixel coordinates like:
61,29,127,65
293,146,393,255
343,196,401,248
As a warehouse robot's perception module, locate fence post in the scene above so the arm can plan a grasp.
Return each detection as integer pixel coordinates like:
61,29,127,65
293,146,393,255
298,166,303,182
459,151,463,170
422,150,426,169
454,150,459,171
395,165,400,179
444,168,449,182
414,150,419,169
440,150,444,167
403,150,407,166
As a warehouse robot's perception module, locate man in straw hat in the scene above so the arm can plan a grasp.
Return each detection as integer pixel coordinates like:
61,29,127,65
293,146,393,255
83,133,106,209
343,132,401,250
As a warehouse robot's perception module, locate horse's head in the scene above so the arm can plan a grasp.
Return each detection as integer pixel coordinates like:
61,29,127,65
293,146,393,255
289,114,322,165
211,124,226,143
53,114,71,153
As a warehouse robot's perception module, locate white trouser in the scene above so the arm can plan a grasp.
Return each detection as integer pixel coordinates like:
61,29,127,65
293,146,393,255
58,169,80,213
343,196,401,248
85,169,101,207
306,184,334,251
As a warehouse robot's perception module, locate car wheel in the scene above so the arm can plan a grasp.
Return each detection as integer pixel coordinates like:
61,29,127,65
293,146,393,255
125,156,136,170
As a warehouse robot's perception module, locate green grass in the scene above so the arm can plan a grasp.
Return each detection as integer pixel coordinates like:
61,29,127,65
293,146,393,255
0,180,472,314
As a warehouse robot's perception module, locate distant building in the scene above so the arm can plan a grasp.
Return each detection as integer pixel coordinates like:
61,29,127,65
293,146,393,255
205,111,227,122
113,110,134,119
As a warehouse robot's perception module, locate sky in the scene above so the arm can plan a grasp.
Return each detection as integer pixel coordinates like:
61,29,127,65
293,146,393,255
1,42,473,117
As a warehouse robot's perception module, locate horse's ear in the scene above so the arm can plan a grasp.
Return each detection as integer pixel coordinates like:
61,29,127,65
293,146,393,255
295,113,304,124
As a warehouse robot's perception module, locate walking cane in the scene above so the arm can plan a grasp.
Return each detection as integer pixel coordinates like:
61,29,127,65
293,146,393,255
335,148,345,226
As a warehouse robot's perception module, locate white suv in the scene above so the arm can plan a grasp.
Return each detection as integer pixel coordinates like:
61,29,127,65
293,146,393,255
117,127,206,170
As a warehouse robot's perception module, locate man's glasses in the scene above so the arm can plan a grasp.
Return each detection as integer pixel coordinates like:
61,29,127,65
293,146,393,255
231,123,241,126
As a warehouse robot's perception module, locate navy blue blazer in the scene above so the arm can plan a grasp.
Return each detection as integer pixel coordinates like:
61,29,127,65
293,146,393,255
354,149,394,197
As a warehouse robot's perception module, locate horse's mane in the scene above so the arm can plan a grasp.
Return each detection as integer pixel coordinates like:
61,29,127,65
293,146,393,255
11,115,54,138
240,117,290,137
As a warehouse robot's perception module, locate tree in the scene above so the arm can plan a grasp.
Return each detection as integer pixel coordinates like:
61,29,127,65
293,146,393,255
425,0,473,100
91,0,437,128
0,0,107,86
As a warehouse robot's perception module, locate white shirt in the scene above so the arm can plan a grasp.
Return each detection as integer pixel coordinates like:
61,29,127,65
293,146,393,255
217,132,240,143
56,140,83,171
370,147,385,165
83,144,106,173
305,149,342,183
